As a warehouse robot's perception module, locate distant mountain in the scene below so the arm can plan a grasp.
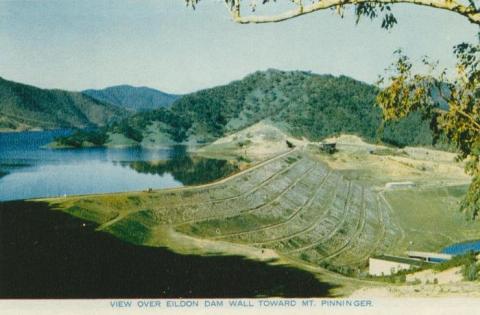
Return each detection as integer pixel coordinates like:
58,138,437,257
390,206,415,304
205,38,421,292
0,77,127,131
58,69,440,148
83,85,180,112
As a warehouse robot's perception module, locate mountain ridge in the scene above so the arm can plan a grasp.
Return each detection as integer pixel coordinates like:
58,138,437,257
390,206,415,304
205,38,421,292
83,85,180,112
56,69,441,149
0,77,128,131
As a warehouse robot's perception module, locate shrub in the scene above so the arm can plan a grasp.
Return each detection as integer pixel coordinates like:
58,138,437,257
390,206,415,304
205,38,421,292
300,252,309,261
237,156,252,163
433,251,477,272
462,262,478,281
411,278,422,285
55,129,108,147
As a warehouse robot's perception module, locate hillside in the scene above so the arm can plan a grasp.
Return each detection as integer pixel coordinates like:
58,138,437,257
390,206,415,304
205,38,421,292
0,77,127,131
57,69,440,148
83,85,180,112
197,121,305,161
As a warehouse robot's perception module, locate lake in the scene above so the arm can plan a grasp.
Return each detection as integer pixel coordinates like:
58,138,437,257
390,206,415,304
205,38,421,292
0,130,238,201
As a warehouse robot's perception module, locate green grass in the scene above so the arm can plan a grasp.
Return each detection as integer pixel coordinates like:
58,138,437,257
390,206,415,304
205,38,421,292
384,185,480,255
105,211,156,245
106,219,151,245
286,156,298,164
370,148,408,157
63,205,118,224
176,213,281,237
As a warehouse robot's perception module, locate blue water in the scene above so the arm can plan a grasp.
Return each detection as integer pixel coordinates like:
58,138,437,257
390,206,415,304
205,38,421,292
441,240,480,255
0,130,234,201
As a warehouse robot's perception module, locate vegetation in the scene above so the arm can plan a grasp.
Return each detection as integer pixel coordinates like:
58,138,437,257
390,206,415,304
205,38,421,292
185,0,480,26
286,140,295,148
385,186,480,255
433,251,477,272
378,44,479,219
57,70,440,148
427,251,479,281
55,129,109,147
462,260,479,281
83,85,180,112
362,267,425,284
105,212,155,245
0,77,127,131
125,154,239,186
111,107,190,142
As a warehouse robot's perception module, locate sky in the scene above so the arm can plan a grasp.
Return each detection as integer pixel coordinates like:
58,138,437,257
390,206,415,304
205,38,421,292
0,0,478,94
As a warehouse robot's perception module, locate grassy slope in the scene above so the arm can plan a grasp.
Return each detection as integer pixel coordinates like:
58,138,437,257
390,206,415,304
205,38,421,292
385,185,480,254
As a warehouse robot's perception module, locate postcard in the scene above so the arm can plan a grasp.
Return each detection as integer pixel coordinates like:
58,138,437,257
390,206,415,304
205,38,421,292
0,1,479,314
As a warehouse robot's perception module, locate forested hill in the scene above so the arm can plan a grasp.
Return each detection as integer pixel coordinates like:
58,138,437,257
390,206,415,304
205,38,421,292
83,85,180,112
0,77,127,131
58,69,438,147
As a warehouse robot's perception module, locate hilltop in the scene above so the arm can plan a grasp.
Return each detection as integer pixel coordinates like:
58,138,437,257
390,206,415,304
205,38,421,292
83,85,180,112
57,69,440,148
0,77,127,132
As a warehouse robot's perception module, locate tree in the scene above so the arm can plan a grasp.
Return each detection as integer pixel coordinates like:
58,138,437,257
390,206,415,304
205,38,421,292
377,42,479,219
185,0,480,26
185,0,480,219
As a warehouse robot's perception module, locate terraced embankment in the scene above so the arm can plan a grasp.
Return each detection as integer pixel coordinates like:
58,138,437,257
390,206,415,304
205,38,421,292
44,148,403,273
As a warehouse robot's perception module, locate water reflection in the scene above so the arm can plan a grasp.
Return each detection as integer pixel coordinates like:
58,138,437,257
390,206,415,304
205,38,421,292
123,146,239,186
0,131,238,201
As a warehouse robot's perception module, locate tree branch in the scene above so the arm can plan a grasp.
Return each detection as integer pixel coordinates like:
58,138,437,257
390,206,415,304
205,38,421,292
227,0,480,25
432,81,480,131
454,106,480,131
